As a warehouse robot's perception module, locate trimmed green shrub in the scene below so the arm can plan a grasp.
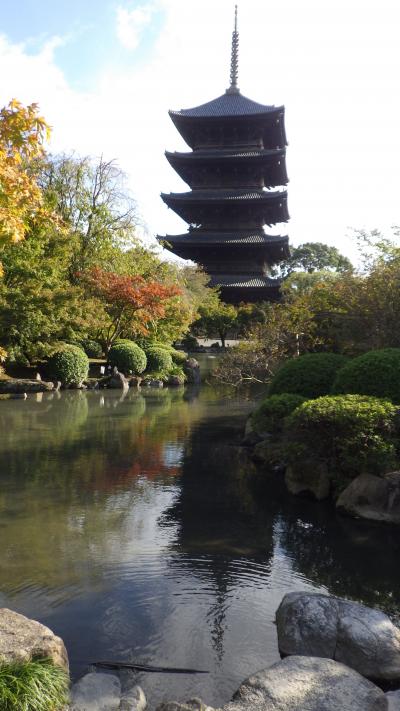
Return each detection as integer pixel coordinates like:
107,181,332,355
170,349,188,366
252,393,306,435
333,348,400,404
108,341,147,374
285,394,400,489
80,339,103,358
145,346,173,373
0,658,69,711
181,334,199,351
269,353,348,399
47,344,89,385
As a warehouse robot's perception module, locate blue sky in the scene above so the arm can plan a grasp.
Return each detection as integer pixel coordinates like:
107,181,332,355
1,0,399,261
1,1,164,90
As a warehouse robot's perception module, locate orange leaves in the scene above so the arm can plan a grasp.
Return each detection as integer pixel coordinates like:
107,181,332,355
80,266,182,342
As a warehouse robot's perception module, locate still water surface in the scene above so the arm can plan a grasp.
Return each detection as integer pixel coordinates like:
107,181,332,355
0,381,399,707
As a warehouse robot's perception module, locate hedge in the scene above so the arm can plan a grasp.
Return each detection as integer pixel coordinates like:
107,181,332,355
47,345,89,385
269,353,348,399
251,393,306,435
145,346,173,373
79,339,103,359
333,348,400,404
285,394,400,488
108,341,147,374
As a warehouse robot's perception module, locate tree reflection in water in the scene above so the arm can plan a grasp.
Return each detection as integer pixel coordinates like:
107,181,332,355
0,386,399,708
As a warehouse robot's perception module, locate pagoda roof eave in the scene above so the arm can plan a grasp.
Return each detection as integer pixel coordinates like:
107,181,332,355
169,92,284,120
208,274,283,288
165,146,285,158
158,231,289,246
161,188,287,203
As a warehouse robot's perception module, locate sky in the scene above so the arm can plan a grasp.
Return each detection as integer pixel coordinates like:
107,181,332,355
1,0,399,263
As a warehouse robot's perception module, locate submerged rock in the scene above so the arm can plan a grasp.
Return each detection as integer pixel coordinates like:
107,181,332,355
224,656,386,711
0,379,54,394
276,592,400,682
156,699,216,711
0,607,68,670
337,472,400,525
119,670,146,711
167,374,185,387
69,672,121,711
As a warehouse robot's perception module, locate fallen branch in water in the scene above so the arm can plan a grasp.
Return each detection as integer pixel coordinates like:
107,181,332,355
91,661,209,674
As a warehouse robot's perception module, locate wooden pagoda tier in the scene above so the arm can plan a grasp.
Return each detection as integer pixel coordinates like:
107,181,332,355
162,229,289,265
158,7,290,304
165,147,288,190
207,274,283,304
161,189,289,228
168,93,286,151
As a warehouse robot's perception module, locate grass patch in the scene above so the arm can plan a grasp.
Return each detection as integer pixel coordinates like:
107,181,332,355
0,658,69,711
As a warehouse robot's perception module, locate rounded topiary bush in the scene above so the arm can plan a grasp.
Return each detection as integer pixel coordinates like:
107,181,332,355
285,394,400,490
333,348,400,404
108,341,147,375
269,353,348,399
47,345,89,385
80,339,103,359
145,346,173,373
170,349,188,366
252,393,306,435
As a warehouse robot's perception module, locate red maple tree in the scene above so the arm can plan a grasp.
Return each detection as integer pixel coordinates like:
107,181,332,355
81,266,181,351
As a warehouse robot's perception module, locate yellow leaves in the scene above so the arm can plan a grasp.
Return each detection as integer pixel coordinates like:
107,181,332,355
0,99,58,260
0,346,6,362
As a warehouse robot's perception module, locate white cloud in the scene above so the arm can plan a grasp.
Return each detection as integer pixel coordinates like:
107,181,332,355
116,4,154,51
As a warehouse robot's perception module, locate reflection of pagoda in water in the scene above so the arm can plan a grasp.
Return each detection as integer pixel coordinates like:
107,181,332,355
159,7,290,304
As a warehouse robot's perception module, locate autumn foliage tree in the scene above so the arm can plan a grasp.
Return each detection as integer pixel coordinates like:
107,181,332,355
0,100,56,273
81,266,181,352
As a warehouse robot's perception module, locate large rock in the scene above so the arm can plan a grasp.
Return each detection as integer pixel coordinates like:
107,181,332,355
69,672,121,711
0,607,68,670
0,379,54,394
276,592,400,682
337,472,400,525
224,656,386,711
285,460,331,500
386,690,400,710
119,671,146,711
108,371,129,390
183,358,201,385
156,700,215,711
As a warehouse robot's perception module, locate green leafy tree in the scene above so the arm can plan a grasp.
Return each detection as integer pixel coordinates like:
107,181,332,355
280,242,353,276
194,302,238,348
40,153,138,279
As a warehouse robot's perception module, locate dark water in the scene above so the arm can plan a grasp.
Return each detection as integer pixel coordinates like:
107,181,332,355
0,380,399,708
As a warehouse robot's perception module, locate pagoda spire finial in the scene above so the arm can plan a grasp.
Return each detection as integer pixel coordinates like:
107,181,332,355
226,5,239,94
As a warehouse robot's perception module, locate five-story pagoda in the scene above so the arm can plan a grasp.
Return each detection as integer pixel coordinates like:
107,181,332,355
159,7,289,303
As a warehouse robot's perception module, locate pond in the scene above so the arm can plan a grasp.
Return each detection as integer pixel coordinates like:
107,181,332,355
0,382,399,708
